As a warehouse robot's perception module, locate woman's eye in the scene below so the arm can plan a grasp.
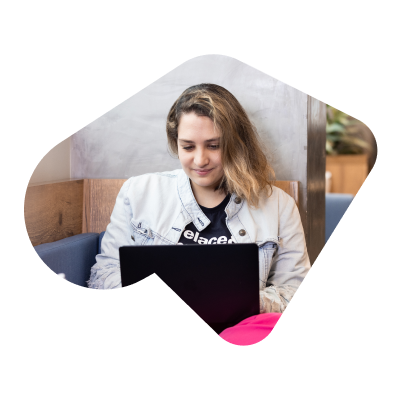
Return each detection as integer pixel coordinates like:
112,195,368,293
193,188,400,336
183,145,219,150
209,145,220,149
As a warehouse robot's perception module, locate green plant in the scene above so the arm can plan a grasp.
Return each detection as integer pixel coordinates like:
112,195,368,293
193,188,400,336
326,105,372,155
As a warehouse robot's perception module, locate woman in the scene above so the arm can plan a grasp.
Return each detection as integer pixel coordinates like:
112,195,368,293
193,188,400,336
88,83,310,315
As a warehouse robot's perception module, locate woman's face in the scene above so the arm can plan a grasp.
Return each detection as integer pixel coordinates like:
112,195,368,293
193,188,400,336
177,112,224,191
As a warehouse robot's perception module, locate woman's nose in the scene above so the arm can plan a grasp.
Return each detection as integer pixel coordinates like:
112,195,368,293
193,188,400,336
194,149,209,168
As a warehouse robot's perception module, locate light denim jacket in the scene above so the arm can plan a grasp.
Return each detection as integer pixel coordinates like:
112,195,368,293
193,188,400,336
88,169,310,313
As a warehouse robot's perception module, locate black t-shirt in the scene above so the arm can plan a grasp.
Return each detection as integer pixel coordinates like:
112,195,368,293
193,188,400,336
178,194,236,245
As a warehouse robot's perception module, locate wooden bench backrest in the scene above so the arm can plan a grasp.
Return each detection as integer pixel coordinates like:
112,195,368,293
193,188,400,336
25,179,299,246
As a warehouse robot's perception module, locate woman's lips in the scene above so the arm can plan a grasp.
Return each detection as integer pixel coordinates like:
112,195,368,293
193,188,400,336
193,168,214,176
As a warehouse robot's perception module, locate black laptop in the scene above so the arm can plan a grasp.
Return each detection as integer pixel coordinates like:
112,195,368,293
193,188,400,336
119,243,259,334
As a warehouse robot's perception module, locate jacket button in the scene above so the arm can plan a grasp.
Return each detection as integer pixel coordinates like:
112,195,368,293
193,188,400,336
234,197,241,204
239,229,246,236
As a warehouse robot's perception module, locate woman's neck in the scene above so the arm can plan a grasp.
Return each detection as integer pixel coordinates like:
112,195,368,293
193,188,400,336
190,180,227,208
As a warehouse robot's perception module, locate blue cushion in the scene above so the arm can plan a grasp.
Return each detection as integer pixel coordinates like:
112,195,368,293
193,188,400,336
98,231,106,254
35,233,99,287
325,193,353,243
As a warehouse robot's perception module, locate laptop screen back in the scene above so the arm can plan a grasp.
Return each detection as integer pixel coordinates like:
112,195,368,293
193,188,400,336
119,243,260,333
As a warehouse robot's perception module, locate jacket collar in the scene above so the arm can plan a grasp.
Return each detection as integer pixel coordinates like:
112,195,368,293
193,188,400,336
176,169,243,231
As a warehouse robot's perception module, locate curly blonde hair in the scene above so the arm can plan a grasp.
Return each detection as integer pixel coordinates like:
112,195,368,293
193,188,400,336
166,83,275,207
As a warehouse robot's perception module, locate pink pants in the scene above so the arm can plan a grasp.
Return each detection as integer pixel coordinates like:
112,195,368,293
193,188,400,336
219,313,282,346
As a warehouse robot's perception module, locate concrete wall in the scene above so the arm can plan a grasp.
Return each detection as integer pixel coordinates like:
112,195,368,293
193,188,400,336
71,55,309,227
29,136,71,185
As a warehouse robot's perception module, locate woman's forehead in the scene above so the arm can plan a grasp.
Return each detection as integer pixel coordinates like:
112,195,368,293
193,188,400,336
178,112,219,139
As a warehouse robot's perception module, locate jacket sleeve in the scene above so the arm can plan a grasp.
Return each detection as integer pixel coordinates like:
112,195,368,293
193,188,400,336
87,179,134,289
259,192,311,313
